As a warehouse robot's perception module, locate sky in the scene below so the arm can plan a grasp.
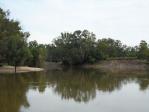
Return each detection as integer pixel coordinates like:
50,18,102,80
0,0,149,46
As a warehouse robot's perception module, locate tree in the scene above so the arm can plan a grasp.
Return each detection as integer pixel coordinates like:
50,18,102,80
47,30,103,65
137,40,149,60
124,46,138,57
0,8,30,72
96,38,125,58
26,41,46,67
0,8,10,63
7,35,30,72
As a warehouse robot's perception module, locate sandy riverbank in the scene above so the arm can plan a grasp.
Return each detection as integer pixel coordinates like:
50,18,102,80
0,66,44,73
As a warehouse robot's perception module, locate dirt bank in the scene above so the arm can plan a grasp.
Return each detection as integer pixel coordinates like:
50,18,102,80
0,66,44,73
44,62,63,70
83,60,149,74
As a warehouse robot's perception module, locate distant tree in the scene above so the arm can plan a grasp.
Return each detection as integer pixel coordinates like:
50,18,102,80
124,46,138,57
96,38,125,58
26,41,46,67
137,40,149,60
48,30,103,65
47,44,62,62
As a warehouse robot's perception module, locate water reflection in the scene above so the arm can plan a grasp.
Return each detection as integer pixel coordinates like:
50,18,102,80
46,69,149,102
47,69,124,102
0,74,29,112
0,69,149,112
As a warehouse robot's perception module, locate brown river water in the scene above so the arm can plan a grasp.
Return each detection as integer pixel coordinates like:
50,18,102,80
0,68,149,112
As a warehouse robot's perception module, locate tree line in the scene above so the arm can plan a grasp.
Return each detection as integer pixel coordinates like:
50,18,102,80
1,8,149,67
47,30,149,65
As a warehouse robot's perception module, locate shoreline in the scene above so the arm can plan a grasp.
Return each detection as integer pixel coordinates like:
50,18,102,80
0,59,148,74
82,59,149,74
0,66,44,73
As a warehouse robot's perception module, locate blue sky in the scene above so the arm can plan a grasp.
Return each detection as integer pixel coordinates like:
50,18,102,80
0,0,149,46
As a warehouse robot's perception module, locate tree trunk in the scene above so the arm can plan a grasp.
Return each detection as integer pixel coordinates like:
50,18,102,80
15,65,17,74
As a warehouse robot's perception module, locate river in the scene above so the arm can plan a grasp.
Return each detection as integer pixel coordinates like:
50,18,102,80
0,68,149,112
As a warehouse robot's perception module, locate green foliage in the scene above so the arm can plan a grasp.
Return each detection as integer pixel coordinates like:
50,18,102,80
47,30,143,65
0,8,46,68
137,40,149,60
0,8,30,68
96,38,126,58
26,41,46,67
124,46,138,57
47,30,103,65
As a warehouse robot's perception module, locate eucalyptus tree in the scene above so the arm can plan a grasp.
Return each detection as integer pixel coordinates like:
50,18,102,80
137,40,149,60
0,8,30,72
96,38,126,58
49,30,101,65
27,41,46,67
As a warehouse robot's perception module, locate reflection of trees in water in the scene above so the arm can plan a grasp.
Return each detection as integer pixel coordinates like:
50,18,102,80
136,75,149,90
0,74,29,112
0,72,46,112
0,69,149,111
46,69,149,103
46,69,128,102
96,74,123,92
47,70,98,102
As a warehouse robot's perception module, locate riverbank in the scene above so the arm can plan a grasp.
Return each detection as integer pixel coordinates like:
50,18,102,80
0,66,44,73
45,59,149,73
1,60,148,74
83,59,149,74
